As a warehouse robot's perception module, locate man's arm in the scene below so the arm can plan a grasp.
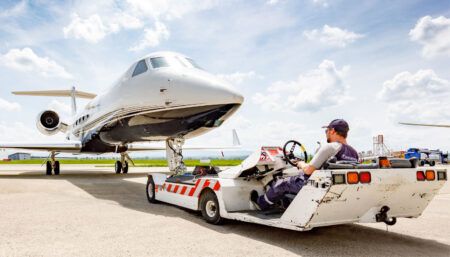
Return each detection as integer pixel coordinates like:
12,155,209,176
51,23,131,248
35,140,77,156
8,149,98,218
296,143,342,175
297,161,315,175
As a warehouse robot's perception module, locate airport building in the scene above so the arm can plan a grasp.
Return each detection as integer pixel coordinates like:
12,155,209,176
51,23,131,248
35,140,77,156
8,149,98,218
8,152,31,161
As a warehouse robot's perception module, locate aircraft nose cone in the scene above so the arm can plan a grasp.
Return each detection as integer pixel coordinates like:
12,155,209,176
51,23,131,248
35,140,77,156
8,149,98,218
215,80,244,105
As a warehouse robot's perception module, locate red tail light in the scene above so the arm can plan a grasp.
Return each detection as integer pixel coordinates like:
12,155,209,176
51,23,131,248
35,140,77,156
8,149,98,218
359,172,371,183
347,172,359,184
417,171,425,181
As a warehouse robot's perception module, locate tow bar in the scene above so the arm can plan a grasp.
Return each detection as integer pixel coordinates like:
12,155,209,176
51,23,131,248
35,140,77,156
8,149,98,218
376,206,397,226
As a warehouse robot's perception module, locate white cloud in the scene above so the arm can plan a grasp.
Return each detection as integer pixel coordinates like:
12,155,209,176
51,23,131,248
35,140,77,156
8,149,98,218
0,48,73,79
409,16,450,58
125,0,218,21
379,69,450,123
312,0,329,8
63,0,217,45
253,60,350,112
378,69,450,101
63,14,109,43
63,12,144,43
304,25,364,48
0,98,20,112
216,71,259,85
0,0,27,19
129,22,170,51
47,100,72,119
266,0,283,5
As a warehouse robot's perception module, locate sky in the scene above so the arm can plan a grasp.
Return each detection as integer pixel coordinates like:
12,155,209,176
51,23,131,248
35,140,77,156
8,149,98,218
1,0,450,158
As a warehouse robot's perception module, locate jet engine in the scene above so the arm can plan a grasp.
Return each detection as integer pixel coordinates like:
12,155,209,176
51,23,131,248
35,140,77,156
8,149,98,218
37,110,63,136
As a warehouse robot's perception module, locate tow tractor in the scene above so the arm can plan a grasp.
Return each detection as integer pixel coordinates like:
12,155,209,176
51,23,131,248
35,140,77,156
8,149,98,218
146,140,447,231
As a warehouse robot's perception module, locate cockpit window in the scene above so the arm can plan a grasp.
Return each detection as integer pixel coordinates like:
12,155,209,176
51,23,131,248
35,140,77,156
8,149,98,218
150,57,170,68
185,58,202,69
175,56,189,67
132,59,148,77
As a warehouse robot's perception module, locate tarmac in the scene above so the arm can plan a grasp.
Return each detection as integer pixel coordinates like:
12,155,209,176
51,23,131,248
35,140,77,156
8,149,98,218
0,164,449,257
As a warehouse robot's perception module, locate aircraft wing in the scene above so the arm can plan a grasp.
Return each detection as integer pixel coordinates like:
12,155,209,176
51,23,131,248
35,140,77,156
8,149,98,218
127,145,241,151
128,129,242,152
399,122,450,128
0,142,82,153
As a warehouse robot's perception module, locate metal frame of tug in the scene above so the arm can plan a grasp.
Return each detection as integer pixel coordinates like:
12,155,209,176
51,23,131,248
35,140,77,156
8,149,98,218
146,146,448,231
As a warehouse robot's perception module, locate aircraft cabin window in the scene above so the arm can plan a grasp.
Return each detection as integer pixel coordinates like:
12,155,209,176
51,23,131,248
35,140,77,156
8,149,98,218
150,57,169,68
132,59,148,77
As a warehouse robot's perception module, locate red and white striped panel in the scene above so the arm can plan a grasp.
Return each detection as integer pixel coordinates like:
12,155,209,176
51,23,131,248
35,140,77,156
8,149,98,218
158,179,221,197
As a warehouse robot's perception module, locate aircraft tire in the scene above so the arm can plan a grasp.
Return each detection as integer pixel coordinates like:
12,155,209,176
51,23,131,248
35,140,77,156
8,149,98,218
430,160,435,167
54,161,60,175
46,161,52,176
122,161,129,174
146,176,158,203
115,161,122,174
200,190,224,225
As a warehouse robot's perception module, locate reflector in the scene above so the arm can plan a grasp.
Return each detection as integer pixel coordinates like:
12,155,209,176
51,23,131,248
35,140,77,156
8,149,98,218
359,172,371,183
332,174,346,184
437,171,447,181
347,172,359,184
416,171,425,181
425,170,435,181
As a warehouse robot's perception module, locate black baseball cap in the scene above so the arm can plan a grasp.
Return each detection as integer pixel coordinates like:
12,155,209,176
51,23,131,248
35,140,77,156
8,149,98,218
322,119,349,133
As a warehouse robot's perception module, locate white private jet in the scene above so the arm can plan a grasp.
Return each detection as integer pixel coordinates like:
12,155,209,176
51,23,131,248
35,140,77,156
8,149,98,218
0,51,244,175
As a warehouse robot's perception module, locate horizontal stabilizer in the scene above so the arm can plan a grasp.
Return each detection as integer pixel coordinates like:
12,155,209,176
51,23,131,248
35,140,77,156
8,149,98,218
12,90,96,99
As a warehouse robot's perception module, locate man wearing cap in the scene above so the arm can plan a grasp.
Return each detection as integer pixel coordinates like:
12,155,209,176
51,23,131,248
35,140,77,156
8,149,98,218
251,119,359,211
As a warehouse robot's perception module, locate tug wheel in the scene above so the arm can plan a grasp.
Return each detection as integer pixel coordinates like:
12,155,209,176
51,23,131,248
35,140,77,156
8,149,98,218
146,176,158,203
200,190,223,225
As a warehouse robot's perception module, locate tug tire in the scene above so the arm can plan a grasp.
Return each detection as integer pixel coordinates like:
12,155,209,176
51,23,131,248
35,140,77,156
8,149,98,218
146,176,158,204
200,190,224,225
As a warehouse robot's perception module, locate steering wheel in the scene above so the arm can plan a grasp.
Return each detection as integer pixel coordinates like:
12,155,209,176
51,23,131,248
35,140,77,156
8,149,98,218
283,140,308,166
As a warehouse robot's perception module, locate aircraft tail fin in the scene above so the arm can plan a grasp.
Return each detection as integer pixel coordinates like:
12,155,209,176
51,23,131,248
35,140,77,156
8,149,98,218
232,129,241,146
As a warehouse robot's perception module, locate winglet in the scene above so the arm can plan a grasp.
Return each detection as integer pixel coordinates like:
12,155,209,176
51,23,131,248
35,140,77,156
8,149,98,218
232,129,241,146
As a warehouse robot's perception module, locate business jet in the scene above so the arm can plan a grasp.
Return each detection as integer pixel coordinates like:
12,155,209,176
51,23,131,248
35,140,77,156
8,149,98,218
0,51,244,175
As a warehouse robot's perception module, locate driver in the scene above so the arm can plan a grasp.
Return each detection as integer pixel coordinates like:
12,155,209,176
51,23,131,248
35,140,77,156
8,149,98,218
251,119,359,211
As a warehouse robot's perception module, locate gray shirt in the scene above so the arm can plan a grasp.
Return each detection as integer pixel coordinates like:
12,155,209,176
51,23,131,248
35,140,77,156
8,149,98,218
309,142,343,169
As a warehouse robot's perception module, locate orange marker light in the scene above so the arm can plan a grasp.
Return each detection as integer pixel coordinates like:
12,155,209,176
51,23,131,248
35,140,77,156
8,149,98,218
426,170,435,181
379,158,391,168
347,172,359,184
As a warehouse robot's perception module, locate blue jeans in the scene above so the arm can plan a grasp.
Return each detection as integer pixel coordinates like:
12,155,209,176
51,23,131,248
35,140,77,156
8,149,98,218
257,174,309,210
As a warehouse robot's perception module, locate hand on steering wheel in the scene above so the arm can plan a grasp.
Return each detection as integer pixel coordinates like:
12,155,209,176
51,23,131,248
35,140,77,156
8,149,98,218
283,140,308,166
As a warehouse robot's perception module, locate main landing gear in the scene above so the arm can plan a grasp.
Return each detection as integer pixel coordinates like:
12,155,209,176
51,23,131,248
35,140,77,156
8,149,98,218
45,152,60,176
166,138,186,175
115,152,131,174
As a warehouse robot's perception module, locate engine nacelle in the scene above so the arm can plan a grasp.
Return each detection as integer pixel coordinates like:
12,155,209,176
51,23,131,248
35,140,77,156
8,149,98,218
36,110,62,136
